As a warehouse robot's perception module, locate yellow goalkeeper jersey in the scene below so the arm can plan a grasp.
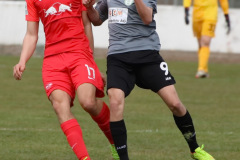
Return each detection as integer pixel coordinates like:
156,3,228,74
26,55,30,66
183,0,229,22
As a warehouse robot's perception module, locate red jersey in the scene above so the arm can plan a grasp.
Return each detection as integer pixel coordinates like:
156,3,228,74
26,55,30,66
25,0,92,57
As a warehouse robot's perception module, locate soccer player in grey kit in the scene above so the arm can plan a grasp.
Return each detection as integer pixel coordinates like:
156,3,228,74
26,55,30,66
83,0,215,159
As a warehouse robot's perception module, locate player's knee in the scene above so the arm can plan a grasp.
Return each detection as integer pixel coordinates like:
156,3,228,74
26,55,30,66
80,99,97,112
109,99,124,120
109,98,124,113
169,101,183,113
52,101,61,114
50,90,71,113
200,38,211,47
109,97,122,107
51,99,70,117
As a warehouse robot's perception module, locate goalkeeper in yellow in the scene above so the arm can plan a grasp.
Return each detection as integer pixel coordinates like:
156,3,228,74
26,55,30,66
184,0,231,78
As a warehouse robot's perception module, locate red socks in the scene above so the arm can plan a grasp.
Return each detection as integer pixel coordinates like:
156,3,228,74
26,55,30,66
91,102,114,144
60,103,112,160
61,119,90,160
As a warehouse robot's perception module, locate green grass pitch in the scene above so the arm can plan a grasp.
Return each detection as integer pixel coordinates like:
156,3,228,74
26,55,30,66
0,55,239,160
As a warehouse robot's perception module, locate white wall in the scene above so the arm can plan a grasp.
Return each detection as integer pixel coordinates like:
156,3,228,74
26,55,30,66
1,1,240,54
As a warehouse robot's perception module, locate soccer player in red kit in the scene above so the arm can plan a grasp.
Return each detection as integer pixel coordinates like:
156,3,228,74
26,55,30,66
13,0,119,160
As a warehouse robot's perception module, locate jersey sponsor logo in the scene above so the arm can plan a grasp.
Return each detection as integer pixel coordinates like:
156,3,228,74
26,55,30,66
108,8,128,24
44,3,72,17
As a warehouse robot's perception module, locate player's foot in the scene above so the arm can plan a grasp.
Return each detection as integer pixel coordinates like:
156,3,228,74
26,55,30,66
110,144,120,160
191,145,215,160
195,70,209,78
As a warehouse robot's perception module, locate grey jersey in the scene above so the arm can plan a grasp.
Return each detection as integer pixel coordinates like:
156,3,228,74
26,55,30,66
95,0,160,55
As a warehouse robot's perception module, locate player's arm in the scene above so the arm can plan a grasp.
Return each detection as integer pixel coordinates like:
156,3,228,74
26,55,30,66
83,0,104,26
134,0,153,25
13,21,39,80
82,10,106,83
219,0,231,34
183,0,192,25
82,11,94,52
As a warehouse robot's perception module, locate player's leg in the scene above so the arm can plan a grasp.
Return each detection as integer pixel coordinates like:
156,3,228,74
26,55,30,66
134,52,196,154
198,35,211,72
77,83,100,115
50,90,90,160
193,20,209,78
76,83,115,145
157,86,215,160
42,54,90,160
106,53,135,160
108,88,128,160
157,85,199,152
135,51,194,148
50,90,74,123
94,99,120,160
70,52,119,159
196,21,216,78
135,50,215,159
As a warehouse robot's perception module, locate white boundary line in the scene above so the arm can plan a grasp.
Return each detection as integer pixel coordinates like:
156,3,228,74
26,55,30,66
0,128,234,135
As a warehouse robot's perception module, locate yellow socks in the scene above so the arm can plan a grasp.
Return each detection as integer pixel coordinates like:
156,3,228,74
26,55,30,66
198,46,210,72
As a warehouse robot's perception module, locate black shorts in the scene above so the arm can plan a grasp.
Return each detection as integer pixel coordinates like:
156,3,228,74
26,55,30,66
107,50,176,97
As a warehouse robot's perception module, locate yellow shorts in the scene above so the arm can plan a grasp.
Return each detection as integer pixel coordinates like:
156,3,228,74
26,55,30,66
192,20,216,38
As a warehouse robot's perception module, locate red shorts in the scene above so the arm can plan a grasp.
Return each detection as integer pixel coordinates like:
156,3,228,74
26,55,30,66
42,51,105,103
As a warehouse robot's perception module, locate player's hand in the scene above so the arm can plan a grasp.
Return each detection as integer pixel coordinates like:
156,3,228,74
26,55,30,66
13,63,26,80
224,14,231,34
184,8,189,25
100,72,106,87
83,0,95,8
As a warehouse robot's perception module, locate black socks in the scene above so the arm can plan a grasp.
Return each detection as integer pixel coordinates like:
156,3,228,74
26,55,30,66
173,111,199,152
110,120,129,160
